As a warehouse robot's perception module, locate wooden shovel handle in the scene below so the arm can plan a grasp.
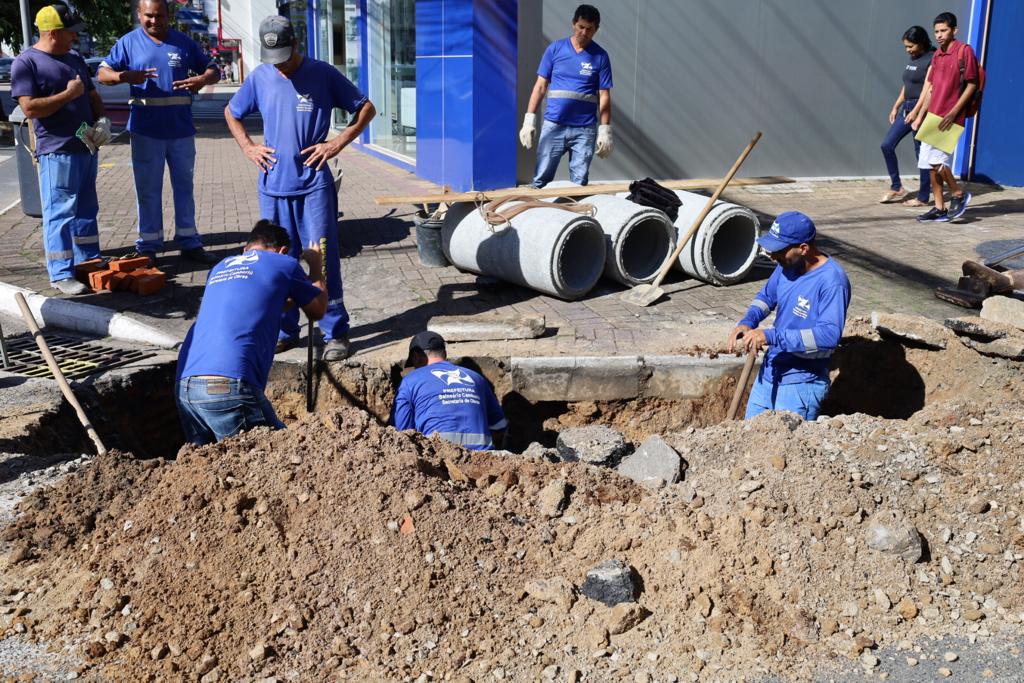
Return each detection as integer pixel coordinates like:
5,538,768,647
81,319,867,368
652,131,763,288
727,348,758,421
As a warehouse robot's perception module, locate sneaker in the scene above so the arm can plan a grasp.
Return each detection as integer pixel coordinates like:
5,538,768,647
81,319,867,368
181,247,217,265
323,337,352,361
948,191,972,220
917,207,948,222
275,336,301,354
52,278,88,295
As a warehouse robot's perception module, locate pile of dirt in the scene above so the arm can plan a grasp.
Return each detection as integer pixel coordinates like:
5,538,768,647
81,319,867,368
1,333,1024,681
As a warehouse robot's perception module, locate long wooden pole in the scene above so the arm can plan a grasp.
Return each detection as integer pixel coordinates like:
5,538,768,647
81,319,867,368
726,348,758,421
14,293,108,456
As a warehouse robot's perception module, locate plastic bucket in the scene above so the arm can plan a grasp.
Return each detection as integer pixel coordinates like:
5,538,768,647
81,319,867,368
413,210,449,268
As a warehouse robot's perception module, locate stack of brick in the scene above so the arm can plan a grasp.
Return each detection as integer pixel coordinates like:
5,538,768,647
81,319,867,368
74,257,167,295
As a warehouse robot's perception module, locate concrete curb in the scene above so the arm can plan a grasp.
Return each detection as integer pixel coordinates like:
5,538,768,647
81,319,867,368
0,281,182,349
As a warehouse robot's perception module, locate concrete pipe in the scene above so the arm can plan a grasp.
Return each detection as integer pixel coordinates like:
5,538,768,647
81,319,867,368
670,190,761,286
581,194,675,285
441,201,606,300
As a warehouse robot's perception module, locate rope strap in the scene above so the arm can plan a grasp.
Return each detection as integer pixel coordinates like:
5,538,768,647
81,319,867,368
475,194,595,232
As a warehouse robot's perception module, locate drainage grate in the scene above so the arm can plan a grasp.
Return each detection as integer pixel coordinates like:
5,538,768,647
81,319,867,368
1,334,155,380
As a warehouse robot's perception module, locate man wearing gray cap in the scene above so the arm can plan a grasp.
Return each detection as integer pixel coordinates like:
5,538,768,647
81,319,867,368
224,15,375,361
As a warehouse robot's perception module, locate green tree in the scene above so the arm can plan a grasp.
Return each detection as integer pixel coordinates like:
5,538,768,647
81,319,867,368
1,0,133,55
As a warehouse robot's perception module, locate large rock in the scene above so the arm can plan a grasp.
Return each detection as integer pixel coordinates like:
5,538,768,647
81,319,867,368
580,560,638,606
865,510,923,563
556,426,628,466
616,435,684,487
963,336,1024,360
980,295,1024,330
944,316,1016,341
872,312,949,349
537,479,569,518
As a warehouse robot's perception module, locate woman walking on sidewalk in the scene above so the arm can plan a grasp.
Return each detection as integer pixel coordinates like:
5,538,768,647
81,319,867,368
879,26,934,207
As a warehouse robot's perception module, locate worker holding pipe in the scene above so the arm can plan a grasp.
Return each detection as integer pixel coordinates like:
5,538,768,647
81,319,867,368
175,220,326,445
727,212,851,421
519,4,613,188
98,0,221,267
225,15,375,361
391,332,508,451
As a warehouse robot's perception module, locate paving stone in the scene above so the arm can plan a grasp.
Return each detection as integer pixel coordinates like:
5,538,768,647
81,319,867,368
872,312,950,349
980,295,1024,330
556,426,629,466
616,435,684,487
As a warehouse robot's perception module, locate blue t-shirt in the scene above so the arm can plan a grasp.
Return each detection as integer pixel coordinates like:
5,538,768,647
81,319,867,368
177,250,321,390
391,361,508,451
538,37,613,127
228,58,368,197
739,257,851,385
10,48,95,156
102,28,215,139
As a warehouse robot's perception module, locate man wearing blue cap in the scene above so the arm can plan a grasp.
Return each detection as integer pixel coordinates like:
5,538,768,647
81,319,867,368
224,15,375,361
728,212,851,421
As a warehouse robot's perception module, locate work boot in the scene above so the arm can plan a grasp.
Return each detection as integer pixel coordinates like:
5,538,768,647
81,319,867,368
323,336,352,361
52,278,88,295
181,247,217,265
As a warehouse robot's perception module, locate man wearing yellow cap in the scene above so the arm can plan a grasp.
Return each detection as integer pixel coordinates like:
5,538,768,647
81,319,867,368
11,3,112,295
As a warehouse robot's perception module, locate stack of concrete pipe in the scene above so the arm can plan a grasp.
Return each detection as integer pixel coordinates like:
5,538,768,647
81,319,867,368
438,187,760,299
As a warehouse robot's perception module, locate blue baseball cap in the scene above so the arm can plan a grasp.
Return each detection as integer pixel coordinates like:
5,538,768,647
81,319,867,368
757,211,817,253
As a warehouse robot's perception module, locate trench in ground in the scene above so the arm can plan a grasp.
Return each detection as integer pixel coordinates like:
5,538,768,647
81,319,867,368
5,336,988,459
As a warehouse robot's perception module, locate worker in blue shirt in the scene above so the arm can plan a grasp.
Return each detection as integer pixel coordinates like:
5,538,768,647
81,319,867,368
176,220,327,445
225,15,375,361
98,0,220,266
392,332,508,451
519,4,613,188
728,212,851,421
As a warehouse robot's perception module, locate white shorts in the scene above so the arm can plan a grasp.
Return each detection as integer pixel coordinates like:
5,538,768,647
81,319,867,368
918,141,952,170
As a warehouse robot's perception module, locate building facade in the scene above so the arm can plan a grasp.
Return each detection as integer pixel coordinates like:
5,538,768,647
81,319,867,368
218,0,1021,190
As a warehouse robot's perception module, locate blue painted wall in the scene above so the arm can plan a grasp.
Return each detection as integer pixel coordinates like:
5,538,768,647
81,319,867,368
416,0,517,191
970,0,1024,185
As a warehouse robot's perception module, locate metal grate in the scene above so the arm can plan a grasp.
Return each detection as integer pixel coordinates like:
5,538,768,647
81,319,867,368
1,334,155,380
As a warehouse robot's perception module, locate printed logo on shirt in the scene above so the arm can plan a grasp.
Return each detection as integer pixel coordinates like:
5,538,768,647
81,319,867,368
579,61,594,77
431,368,475,387
296,93,313,113
906,64,919,71
224,252,260,269
167,51,182,68
793,295,811,319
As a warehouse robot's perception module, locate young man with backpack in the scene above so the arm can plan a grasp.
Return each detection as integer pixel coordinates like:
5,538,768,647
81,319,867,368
910,11,981,223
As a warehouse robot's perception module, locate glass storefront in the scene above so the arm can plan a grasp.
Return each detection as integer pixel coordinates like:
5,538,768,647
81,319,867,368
367,0,415,159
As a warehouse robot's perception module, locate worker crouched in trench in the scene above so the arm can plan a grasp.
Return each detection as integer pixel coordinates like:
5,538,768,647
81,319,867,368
391,332,508,451
175,220,327,444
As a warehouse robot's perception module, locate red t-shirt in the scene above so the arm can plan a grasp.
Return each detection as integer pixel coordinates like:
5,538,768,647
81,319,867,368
927,40,979,125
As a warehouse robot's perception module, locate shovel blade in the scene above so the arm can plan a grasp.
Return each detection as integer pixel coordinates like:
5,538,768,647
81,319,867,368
620,283,665,307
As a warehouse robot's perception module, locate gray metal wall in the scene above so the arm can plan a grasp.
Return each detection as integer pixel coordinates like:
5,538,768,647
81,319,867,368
516,0,970,184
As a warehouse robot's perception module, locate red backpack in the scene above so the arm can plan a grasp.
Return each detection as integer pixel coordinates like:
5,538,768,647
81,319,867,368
957,42,986,118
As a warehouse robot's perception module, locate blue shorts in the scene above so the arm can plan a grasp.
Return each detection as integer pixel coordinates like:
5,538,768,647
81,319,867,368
745,371,830,421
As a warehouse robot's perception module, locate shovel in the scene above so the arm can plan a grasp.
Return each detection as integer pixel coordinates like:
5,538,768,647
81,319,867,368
726,347,758,421
620,131,762,307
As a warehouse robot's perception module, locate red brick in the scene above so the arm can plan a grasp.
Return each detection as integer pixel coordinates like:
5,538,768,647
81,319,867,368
109,271,134,291
109,256,150,272
133,272,166,296
75,259,106,284
88,269,114,291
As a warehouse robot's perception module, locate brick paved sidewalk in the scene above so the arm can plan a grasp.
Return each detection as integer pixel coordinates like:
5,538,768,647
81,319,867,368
1,120,1022,360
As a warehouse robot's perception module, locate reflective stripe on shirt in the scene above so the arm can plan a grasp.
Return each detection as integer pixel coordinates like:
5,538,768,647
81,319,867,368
548,89,598,104
129,96,193,107
435,431,493,448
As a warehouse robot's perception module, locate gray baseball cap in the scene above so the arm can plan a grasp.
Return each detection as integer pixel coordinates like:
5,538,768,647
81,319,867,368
259,15,296,65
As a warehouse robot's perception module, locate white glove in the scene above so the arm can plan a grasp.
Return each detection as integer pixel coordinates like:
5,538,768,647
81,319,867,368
595,124,613,159
519,113,536,149
90,117,112,148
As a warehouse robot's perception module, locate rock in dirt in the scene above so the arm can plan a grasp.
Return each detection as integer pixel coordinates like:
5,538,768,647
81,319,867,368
606,603,648,635
537,479,569,518
555,426,629,466
865,510,922,563
943,316,1015,341
616,435,683,487
965,336,1024,360
873,312,950,349
524,578,576,612
580,560,638,606
980,295,1024,330
522,442,559,462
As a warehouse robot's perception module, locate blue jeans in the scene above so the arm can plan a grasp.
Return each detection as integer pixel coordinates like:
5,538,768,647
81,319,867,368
176,376,285,445
37,152,101,282
258,187,349,342
131,133,202,252
880,100,930,202
531,120,598,188
744,370,830,421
